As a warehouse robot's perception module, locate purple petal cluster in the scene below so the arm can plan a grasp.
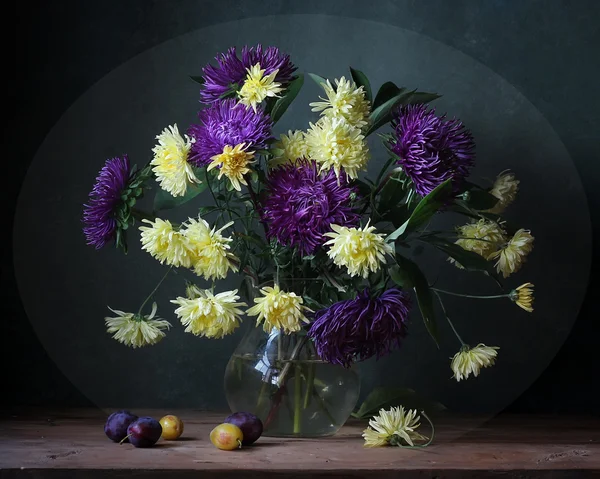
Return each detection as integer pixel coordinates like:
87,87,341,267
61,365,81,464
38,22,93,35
309,288,411,367
389,104,475,196
262,160,360,256
83,156,131,249
187,99,272,166
201,45,297,103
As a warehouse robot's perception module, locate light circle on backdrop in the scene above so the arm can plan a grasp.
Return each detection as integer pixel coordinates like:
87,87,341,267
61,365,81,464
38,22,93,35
14,14,591,415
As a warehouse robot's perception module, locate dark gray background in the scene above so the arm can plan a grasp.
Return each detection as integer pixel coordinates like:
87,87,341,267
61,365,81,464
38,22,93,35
6,0,599,414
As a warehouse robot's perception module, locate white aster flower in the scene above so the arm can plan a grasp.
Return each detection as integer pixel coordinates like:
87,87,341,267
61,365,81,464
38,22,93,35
363,406,428,447
151,124,200,197
450,343,499,381
270,130,307,166
105,302,171,348
310,76,371,129
246,284,310,334
139,218,193,268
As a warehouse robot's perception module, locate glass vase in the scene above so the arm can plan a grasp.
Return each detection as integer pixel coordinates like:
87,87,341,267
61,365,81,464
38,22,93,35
224,325,360,437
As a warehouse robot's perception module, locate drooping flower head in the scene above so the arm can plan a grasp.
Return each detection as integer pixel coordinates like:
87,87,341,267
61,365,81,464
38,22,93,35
363,406,428,448
151,124,200,197
489,228,534,278
310,76,371,129
200,45,296,104
510,282,534,313
83,156,132,249
187,99,272,166
309,288,411,367
182,217,239,280
246,284,309,334
263,160,360,256
324,220,393,278
270,130,307,167
389,104,475,196
238,63,284,111
105,302,171,348
486,170,520,214
450,343,499,381
451,219,507,268
171,285,246,338
207,143,256,191
305,116,370,180
139,218,193,268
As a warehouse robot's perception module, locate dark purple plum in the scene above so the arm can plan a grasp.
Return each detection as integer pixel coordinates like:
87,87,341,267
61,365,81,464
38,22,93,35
104,410,138,442
225,412,263,445
127,417,162,448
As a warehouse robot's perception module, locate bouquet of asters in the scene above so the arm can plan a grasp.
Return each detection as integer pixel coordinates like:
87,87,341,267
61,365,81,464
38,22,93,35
83,44,534,443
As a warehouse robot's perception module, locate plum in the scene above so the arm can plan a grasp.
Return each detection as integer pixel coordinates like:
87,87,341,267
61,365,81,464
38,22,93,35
104,410,138,442
126,417,162,448
224,412,263,445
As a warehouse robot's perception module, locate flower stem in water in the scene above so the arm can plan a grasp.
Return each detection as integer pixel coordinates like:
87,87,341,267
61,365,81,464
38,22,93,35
293,364,302,434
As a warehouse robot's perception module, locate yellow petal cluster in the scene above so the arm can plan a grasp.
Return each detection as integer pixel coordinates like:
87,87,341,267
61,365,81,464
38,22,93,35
450,343,499,382
139,218,193,267
310,76,371,129
151,124,200,197
304,116,370,180
238,63,283,111
451,219,507,268
510,282,534,313
208,143,255,191
246,284,309,334
486,170,519,214
489,229,534,278
324,221,393,278
105,303,171,348
171,286,246,339
270,130,307,166
363,406,428,447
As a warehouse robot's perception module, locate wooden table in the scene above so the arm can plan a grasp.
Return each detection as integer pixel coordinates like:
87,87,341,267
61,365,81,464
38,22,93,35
0,409,598,478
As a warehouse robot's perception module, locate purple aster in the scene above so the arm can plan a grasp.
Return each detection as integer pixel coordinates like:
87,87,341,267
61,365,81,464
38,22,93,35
187,99,272,166
308,288,411,368
389,104,475,196
263,160,360,256
201,44,297,103
83,156,131,249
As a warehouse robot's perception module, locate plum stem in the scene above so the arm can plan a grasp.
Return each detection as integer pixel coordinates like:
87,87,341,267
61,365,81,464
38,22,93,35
237,439,243,449
119,434,132,445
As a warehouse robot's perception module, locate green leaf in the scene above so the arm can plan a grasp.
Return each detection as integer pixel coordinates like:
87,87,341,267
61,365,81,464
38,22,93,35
349,67,372,104
420,235,501,284
308,73,328,88
393,255,439,346
377,171,407,216
189,75,204,85
153,182,208,212
387,179,452,242
401,91,441,106
388,264,414,289
351,387,446,420
270,74,304,124
372,82,405,109
460,182,499,210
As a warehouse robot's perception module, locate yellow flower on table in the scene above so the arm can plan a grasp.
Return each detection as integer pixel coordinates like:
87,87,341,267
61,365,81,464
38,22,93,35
363,406,428,447
324,221,393,278
208,143,256,191
246,284,309,334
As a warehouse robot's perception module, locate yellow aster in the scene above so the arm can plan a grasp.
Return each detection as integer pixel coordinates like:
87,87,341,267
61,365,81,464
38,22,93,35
362,406,428,448
310,76,371,129
238,63,284,111
304,116,370,180
151,124,200,197
509,282,535,313
450,343,499,382
486,170,520,214
182,217,239,280
270,130,307,167
246,284,309,334
489,228,534,278
105,302,171,348
171,287,246,339
208,143,255,191
324,221,393,278
139,218,193,268
451,219,507,268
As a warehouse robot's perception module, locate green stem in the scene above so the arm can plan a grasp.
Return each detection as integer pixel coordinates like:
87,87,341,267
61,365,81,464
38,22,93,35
312,385,337,425
137,267,172,316
303,363,315,409
394,411,436,449
432,288,508,300
131,208,155,223
432,290,466,346
293,363,302,434
205,169,219,207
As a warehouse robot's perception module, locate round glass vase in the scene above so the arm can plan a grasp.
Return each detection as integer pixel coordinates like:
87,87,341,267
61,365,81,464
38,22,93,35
224,325,360,437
